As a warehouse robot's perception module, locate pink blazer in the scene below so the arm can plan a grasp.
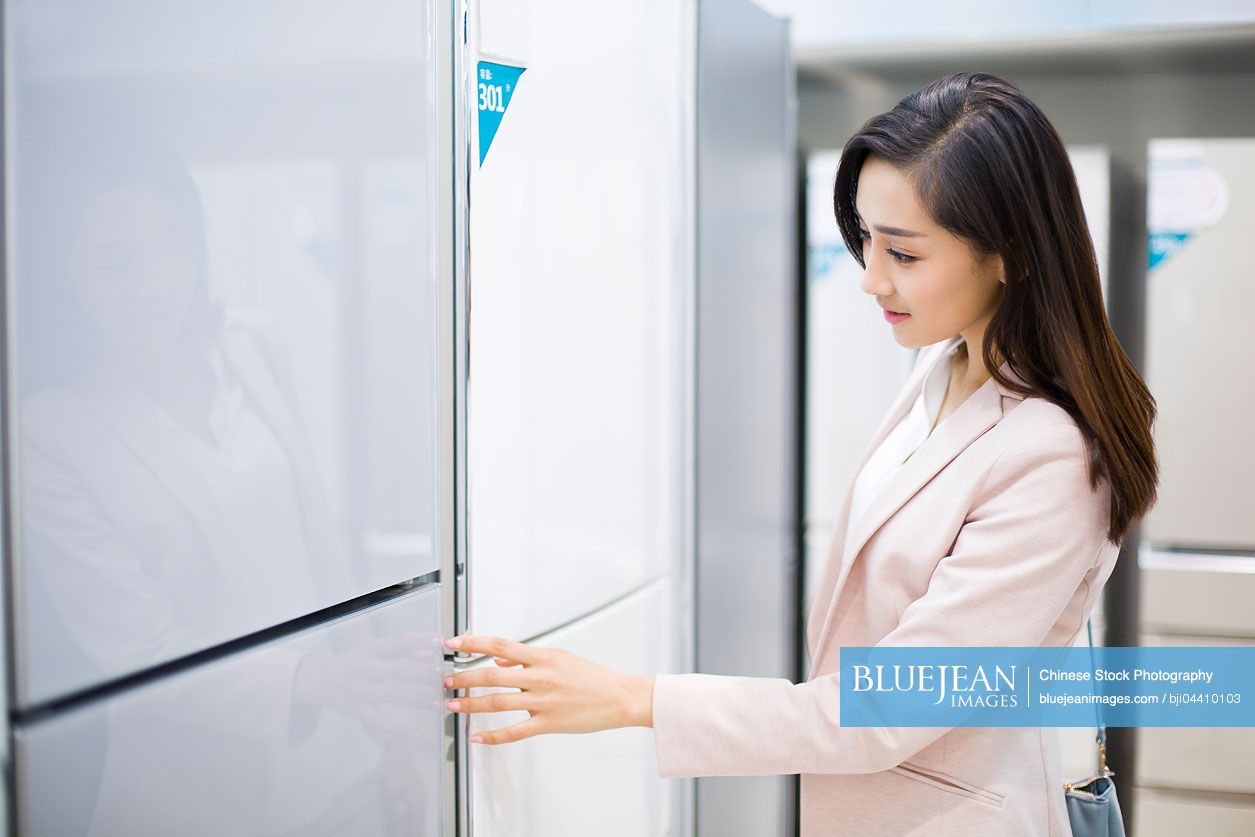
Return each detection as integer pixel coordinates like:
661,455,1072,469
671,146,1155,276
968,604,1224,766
651,334,1122,836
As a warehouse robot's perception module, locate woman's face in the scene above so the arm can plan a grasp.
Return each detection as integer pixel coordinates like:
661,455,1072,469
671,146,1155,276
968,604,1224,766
853,154,1006,350
68,182,204,352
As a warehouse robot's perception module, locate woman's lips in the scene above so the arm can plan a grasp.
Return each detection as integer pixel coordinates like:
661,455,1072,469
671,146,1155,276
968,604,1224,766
883,309,910,324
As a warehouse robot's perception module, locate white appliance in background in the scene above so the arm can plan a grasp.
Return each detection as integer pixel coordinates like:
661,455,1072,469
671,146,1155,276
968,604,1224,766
1144,137,1255,550
459,1,692,833
801,149,914,652
5,1,454,834
1132,138,1255,836
1066,144,1113,307
1134,546,1255,836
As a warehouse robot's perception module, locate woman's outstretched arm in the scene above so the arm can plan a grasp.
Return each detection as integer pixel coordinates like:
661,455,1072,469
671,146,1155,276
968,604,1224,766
445,419,1114,777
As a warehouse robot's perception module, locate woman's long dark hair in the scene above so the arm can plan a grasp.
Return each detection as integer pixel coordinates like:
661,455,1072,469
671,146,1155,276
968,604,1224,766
832,71,1157,546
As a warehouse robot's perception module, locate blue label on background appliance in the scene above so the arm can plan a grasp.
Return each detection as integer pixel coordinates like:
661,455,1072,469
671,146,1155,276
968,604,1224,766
1148,231,1192,271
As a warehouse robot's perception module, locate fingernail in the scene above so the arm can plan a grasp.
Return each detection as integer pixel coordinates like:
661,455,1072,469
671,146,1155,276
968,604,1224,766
443,677,453,688
447,700,460,711
470,735,483,743
444,637,461,649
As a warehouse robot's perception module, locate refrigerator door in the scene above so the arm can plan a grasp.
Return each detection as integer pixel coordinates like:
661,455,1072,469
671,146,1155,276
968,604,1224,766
6,0,443,706
465,0,689,643
464,578,673,836
15,585,443,837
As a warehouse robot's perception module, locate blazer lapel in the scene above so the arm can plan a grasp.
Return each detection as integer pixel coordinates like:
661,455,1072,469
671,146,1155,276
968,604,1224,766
220,324,357,596
809,339,1027,668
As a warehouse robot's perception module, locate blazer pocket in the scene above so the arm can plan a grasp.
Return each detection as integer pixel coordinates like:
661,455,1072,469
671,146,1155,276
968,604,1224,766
889,761,1006,809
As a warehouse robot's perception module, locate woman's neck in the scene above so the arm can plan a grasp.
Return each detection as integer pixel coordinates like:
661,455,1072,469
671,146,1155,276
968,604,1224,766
953,331,998,394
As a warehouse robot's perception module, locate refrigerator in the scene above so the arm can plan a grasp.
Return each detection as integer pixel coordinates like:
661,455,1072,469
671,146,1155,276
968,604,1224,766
1143,137,1255,550
1136,136,1255,830
5,1,454,834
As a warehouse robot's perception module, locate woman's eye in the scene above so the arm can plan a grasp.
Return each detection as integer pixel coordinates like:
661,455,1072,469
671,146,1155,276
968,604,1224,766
857,228,914,263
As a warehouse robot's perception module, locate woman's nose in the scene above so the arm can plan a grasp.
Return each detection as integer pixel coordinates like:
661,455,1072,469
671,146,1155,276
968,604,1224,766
859,248,894,297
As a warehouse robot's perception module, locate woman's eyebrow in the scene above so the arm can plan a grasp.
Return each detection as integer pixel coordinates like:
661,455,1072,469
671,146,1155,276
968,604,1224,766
854,211,928,238
872,224,928,238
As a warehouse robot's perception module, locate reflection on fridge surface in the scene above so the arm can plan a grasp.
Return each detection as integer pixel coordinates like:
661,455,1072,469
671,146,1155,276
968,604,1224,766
16,587,444,837
8,0,442,706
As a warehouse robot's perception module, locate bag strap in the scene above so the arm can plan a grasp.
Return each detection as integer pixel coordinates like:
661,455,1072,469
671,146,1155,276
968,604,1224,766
1085,617,1110,774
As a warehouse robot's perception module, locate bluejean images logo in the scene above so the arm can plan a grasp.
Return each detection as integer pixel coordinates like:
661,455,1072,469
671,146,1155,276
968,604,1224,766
852,663,1019,708
839,646,1255,728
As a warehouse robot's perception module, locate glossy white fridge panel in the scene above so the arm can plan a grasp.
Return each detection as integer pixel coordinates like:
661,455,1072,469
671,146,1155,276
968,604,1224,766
466,0,688,642
7,0,443,705
1144,138,1255,549
16,585,444,837
465,578,674,836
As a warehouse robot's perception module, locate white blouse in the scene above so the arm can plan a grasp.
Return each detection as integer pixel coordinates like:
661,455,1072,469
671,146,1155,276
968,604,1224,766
170,341,317,619
842,336,965,560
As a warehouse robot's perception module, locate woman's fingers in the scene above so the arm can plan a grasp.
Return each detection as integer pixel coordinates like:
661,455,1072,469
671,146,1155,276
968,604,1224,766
444,634,541,665
445,663,534,692
471,717,547,745
447,690,534,715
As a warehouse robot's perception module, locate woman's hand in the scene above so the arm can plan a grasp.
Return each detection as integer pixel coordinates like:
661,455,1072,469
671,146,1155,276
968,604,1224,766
293,632,437,740
443,634,654,745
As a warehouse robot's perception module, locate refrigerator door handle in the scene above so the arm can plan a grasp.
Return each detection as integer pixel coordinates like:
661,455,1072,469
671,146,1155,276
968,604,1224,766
438,1,473,836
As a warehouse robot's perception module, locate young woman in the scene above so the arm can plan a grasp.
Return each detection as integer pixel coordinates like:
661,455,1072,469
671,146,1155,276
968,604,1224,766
443,71,1158,835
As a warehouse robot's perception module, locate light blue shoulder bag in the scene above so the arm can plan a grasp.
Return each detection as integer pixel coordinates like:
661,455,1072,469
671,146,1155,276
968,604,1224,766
1062,618,1126,836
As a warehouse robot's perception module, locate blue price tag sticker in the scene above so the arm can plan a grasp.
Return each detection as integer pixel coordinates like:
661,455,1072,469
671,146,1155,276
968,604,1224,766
477,61,526,166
